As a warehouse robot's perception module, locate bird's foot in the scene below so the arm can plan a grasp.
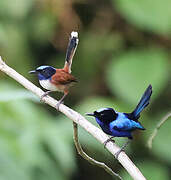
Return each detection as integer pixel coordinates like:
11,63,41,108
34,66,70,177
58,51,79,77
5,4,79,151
40,91,51,102
56,100,64,111
114,139,131,159
114,149,124,159
104,137,115,148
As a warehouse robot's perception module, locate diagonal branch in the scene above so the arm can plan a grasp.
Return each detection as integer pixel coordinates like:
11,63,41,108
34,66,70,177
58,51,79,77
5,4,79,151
0,56,146,180
148,112,171,149
73,122,122,179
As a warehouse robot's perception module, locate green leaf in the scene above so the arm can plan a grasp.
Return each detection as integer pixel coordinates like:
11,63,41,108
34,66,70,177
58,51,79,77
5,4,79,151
43,120,77,176
75,32,123,79
0,94,75,180
31,12,58,44
0,24,33,73
106,48,169,104
0,89,38,102
0,0,33,19
114,0,171,34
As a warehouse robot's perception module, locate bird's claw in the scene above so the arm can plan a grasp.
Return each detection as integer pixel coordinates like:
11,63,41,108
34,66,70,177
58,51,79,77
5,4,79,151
114,149,124,159
56,100,64,111
40,91,51,102
40,93,48,102
103,137,115,148
115,139,131,158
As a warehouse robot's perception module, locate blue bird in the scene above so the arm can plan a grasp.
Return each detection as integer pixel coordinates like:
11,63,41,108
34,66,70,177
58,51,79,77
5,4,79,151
86,85,152,157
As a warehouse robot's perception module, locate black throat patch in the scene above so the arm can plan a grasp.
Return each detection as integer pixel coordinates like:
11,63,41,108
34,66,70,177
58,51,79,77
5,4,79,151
94,108,118,124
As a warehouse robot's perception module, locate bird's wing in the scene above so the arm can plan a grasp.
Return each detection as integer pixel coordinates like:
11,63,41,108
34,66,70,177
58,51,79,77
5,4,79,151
110,118,145,131
51,70,77,85
110,118,133,131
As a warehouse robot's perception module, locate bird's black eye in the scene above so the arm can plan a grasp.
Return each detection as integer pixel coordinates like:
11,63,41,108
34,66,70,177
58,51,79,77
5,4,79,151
41,69,48,75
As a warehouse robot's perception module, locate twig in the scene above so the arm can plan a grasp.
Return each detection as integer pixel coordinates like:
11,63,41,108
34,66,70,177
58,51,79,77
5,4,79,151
0,56,146,180
73,122,122,179
148,112,171,149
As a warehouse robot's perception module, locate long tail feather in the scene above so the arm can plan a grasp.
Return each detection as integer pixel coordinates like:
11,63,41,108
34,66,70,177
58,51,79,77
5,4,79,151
63,31,79,73
132,85,152,120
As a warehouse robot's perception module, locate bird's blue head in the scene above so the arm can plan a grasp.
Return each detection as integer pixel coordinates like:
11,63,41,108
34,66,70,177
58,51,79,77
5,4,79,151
29,66,56,80
86,108,118,124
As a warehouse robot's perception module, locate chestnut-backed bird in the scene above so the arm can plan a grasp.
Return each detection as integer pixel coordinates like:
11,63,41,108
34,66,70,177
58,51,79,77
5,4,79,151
29,31,79,109
86,85,152,158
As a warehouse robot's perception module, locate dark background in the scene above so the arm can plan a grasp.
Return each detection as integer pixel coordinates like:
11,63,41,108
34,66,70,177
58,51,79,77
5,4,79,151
0,0,170,179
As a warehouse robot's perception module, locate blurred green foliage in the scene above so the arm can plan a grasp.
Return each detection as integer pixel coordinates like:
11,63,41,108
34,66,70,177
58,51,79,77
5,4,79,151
115,0,171,34
106,48,169,104
0,0,170,179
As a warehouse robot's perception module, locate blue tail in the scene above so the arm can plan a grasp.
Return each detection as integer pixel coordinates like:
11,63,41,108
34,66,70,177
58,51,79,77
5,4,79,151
131,85,152,120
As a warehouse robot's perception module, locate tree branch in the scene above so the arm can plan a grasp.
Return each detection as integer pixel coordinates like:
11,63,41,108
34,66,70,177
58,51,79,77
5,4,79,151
73,122,122,179
148,112,171,149
0,56,146,180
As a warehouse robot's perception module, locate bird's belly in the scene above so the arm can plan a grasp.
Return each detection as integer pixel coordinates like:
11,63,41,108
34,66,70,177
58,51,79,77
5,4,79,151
39,80,70,92
100,126,131,137
39,80,59,91
55,84,70,92
99,122,132,138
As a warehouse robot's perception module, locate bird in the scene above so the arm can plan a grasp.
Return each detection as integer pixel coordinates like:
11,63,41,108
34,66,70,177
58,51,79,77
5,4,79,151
86,85,152,158
29,31,79,109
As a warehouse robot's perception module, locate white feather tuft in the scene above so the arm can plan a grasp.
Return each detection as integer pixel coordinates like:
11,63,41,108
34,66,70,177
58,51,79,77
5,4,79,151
71,31,78,38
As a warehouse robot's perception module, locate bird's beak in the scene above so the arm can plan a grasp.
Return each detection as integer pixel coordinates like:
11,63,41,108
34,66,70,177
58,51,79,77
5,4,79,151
29,70,37,74
86,113,95,117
